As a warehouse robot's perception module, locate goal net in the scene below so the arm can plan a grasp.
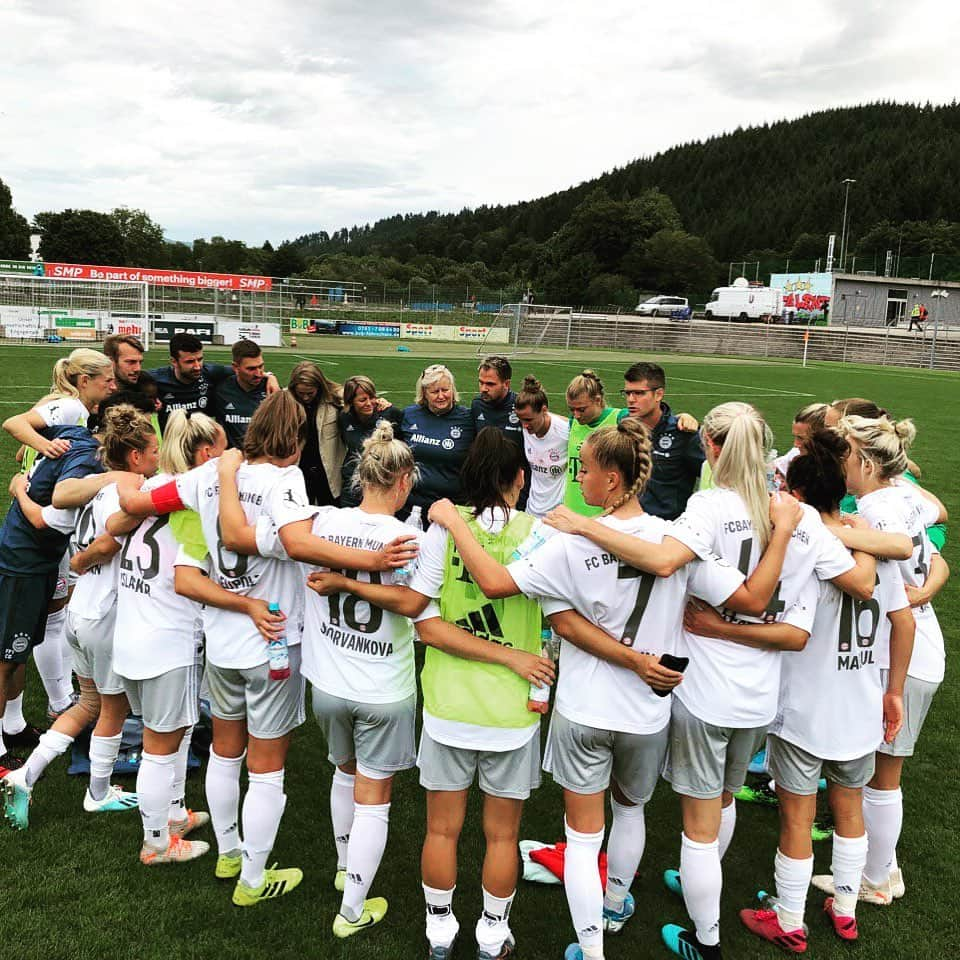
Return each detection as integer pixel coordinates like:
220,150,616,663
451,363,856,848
0,274,150,348
474,302,573,357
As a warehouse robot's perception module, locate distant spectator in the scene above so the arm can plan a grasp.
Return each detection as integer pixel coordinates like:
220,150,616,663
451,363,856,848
909,302,924,332
288,360,344,506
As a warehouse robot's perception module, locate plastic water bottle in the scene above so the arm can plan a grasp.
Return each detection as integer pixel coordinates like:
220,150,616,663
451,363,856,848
766,449,779,492
267,601,290,681
392,505,422,585
512,518,550,561
527,628,553,714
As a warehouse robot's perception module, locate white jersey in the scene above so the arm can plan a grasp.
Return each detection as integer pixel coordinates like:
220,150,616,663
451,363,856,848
669,490,854,726
508,512,746,735
857,485,945,683
35,396,89,428
173,459,314,670
67,482,122,620
771,561,909,760
524,414,570,517
409,508,539,752
113,474,203,681
302,507,416,704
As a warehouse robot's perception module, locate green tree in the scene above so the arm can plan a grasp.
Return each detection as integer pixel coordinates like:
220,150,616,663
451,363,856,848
111,207,166,266
0,178,31,259
36,209,125,264
642,229,720,294
265,242,306,278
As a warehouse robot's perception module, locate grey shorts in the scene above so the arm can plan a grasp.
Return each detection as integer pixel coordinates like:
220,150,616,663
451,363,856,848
124,662,202,733
66,607,124,695
877,670,940,758
206,646,306,740
768,734,874,795
663,697,768,800
312,687,416,774
543,710,668,804
417,726,541,800
53,550,71,602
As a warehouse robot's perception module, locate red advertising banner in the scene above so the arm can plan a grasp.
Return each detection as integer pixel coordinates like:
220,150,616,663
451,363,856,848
44,263,272,291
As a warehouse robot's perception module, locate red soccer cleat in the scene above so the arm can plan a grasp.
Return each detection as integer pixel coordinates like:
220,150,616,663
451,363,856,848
823,898,858,941
740,908,808,953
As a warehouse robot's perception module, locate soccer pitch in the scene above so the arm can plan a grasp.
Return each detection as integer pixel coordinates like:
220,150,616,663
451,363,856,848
0,341,956,960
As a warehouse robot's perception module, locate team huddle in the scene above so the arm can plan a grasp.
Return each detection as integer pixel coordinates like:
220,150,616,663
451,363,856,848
0,336,949,960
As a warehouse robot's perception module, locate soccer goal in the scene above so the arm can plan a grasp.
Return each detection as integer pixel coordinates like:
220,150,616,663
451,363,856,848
0,274,150,348
474,303,574,357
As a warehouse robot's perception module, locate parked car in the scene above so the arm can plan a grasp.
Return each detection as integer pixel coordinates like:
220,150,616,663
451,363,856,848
635,295,689,317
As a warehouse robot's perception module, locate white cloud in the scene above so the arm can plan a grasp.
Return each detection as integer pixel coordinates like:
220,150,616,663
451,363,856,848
1,0,957,245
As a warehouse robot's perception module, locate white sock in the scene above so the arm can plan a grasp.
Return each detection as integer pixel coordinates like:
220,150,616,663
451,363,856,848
330,768,356,870
0,728,5,756
34,608,74,712
88,732,122,801
206,748,244,855
340,802,391,921
680,832,721,947
24,729,74,787
831,833,868,916
604,798,645,911
718,800,737,859
564,819,605,951
863,786,902,885
240,769,287,889
169,726,193,823
476,886,516,954
2,693,26,734
138,751,175,849
424,883,459,949
773,848,812,931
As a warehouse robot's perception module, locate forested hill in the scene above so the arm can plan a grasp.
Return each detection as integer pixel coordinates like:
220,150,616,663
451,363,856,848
293,102,960,265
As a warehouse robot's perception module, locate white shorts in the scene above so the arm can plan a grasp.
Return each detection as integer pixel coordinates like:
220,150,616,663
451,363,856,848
123,661,202,733
66,607,124,695
206,646,305,740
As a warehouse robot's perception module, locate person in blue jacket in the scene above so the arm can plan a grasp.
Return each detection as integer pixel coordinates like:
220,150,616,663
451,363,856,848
400,364,475,524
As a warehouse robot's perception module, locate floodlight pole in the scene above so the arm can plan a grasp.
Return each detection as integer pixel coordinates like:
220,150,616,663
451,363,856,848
930,288,948,369
839,178,856,272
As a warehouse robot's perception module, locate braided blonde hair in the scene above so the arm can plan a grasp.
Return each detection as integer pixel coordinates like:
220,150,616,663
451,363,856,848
583,418,653,516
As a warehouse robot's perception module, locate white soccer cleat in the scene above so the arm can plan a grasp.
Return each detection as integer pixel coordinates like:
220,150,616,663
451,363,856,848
83,784,139,813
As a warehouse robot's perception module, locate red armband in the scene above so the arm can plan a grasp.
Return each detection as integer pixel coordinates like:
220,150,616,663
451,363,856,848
150,480,185,515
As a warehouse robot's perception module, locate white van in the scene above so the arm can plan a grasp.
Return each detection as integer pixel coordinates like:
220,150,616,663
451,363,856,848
704,278,782,322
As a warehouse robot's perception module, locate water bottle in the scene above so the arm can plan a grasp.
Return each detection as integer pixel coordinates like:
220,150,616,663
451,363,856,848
527,628,553,714
392,505,422,585
267,601,290,681
765,449,779,492
511,518,550,561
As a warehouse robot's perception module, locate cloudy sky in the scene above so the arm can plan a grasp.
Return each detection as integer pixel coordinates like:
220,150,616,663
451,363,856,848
2,0,957,247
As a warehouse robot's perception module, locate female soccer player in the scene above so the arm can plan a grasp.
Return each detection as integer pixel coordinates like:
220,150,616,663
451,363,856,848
111,410,228,866
1,348,117,725
562,370,627,517
310,428,556,960
772,402,829,484
298,421,418,937
337,375,402,508
3,405,158,828
427,418,792,960
685,429,916,949
127,391,414,907
810,415,949,907
400,364,475,521
544,401,876,960
513,375,570,518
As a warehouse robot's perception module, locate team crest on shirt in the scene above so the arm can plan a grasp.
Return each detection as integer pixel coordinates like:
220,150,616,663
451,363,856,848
549,449,561,461
199,396,208,409
450,427,462,439
10,632,30,654
658,435,673,450
442,439,455,450
509,411,519,424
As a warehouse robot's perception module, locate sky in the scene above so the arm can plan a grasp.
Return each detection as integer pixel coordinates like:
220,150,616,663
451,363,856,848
2,0,958,247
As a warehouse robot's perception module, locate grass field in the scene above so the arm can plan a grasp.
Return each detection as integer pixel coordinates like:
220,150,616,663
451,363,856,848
0,340,956,960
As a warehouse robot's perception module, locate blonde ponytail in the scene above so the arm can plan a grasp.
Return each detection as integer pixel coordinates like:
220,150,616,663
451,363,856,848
42,348,113,404
836,415,915,480
160,410,222,474
354,420,417,494
702,402,773,548
585,418,654,516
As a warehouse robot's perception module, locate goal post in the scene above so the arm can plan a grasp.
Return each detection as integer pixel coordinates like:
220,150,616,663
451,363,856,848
0,274,150,349
474,302,573,357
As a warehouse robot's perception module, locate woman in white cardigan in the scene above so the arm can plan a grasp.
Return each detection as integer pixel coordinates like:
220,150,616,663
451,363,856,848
288,360,345,506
